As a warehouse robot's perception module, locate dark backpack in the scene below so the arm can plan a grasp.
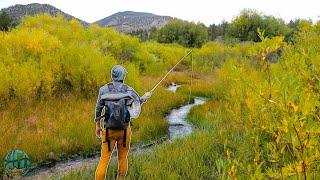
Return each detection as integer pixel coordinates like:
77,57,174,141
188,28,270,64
102,83,131,150
103,83,131,129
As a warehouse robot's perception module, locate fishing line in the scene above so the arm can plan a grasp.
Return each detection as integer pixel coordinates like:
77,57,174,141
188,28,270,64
188,52,194,104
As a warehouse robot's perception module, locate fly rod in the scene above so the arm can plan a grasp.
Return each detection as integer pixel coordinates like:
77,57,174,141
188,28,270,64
150,50,192,93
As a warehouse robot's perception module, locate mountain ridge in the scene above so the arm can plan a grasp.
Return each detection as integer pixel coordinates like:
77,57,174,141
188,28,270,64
0,3,89,27
94,11,172,32
0,3,173,32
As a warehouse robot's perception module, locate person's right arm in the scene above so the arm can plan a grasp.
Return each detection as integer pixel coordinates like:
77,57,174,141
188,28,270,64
140,91,152,104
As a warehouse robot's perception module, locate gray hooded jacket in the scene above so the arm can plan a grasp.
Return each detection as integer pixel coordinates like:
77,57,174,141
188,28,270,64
95,65,146,122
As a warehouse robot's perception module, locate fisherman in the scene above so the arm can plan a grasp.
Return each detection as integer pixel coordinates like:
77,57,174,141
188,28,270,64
95,65,151,180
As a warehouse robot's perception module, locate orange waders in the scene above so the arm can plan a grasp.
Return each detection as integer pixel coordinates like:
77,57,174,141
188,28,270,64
95,127,131,180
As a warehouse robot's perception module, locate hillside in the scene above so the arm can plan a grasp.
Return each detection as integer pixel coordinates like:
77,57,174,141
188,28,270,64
0,3,89,27
94,11,172,32
0,4,172,32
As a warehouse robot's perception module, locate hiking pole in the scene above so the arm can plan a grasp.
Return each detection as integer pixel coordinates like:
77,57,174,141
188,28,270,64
150,50,193,93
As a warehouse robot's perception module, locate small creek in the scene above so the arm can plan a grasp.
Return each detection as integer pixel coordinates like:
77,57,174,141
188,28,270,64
166,83,205,139
167,97,205,139
24,84,205,179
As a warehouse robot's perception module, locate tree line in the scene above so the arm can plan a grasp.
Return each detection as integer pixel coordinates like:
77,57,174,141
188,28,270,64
135,9,312,47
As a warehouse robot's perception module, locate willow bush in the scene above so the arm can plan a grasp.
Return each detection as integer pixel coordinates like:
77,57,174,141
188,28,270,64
213,23,320,178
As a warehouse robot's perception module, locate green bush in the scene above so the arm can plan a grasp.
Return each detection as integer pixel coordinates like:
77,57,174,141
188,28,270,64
155,19,208,48
226,9,290,42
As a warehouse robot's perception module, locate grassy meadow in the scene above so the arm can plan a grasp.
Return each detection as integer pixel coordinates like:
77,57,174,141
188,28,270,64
1,14,320,179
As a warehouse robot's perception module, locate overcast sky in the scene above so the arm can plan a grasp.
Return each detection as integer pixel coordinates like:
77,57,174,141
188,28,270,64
0,0,319,25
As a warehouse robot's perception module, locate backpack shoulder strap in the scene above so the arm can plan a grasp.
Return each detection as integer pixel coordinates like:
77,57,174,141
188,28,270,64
106,83,115,92
121,84,129,92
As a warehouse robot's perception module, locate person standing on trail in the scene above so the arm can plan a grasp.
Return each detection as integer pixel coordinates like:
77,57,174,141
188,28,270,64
95,65,151,180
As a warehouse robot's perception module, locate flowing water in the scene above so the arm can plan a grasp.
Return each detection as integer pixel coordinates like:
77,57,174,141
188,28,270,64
166,83,206,139
167,97,205,139
23,84,205,179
